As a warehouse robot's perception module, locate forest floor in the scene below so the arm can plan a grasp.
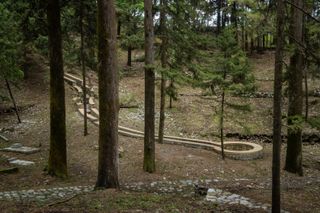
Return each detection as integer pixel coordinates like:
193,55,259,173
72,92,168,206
0,51,320,212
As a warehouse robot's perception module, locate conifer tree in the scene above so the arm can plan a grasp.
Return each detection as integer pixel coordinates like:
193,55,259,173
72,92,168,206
96,0,119,188
47,0,67,178
0,2,23,123
158,0,168,144
143,0,156,173
285,0,304,176
198,28,255,159
272,0,285,211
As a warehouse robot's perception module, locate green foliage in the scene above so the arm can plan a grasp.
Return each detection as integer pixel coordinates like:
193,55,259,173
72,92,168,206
198,28,255,95
60,0,98,70
287,115,304,133
117,0,144,51
0,3,23,81
307,116,320,130
154,0,209,103
6,0,47,54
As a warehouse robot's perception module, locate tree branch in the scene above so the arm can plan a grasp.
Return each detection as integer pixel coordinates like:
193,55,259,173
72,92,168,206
288,34,320,65
284,0,320,24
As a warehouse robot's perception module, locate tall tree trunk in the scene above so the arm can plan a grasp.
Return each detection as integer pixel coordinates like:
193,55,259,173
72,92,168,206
143,0,156,173
272,0,285,211
231,1,238,41
5,79,21,123
47,0,67,178
220,91,225,160
284,0,304,176
221,0,226,29
80,0,88,136
216,0,222,34
96,0,119,188
117,20,121,36
245,31,249,51
158,0,167,144
250,34,254,54
304,62,309,121
127,46,132,66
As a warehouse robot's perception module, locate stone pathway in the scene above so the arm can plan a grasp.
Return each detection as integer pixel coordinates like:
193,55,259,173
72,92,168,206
0,179,288,212
0,185,93,203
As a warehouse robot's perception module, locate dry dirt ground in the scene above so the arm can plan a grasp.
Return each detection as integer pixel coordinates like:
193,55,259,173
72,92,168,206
0,51,319,212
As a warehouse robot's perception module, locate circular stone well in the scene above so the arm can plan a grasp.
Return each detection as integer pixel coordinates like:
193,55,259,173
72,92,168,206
217,141,263,160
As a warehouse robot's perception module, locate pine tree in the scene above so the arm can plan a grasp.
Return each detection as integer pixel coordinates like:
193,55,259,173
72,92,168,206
143,0,156,173
272,0,285,211
80,0,88,136
96,0,119,188
117,0,144,67
158,0,168,144
47,0,67,178
284,0,304,176
198,28,255,159
0,2,23,123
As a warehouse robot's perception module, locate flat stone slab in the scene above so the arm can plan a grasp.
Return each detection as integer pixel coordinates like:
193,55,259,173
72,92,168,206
73,85,83,94
0,143,40,154
0,134,9,142
91,108,99,117
78,109,98,121
89,97,95,105
9,159,35,166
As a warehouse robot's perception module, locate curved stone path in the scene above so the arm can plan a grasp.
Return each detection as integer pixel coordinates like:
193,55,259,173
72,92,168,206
64,73,263,160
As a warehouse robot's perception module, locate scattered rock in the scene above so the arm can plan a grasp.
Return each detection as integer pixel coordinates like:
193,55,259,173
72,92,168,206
9,159,35,166
0,143,40,154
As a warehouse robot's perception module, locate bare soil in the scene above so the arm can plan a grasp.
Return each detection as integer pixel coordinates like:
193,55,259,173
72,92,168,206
0,51,319,212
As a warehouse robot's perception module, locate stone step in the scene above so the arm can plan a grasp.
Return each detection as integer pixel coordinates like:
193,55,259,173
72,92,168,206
89,97,95,105
63,76,76,85
73,85,83,94
65,73,83,84
65,73,91,90
91,108,99,117
78,108,98,121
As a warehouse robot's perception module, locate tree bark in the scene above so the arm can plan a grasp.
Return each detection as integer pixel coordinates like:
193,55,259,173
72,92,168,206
216,0,222,34
80,0,88,136
47,0,67,178
127,46,132,66
117,20,121,36
220,72,226,160
143,0,156,173
231,1,238,41
284,0,304,176
96,0,119,188
5,79,21,123
158,0,167,144
304,61,309,121
221,0,227,29
272,0,285,212
250,34,254,54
